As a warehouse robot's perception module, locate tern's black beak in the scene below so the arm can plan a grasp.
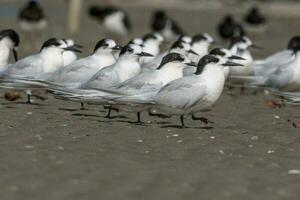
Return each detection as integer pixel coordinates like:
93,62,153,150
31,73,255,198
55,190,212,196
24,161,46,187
222,61,244,67
12,48,18,61
211,40,220,45
138,52,154,57
74,44,83,49
292,48,300,56
112,45,122,50
228,55,246,60
185,61,197,67
250,44,262,50
64,46,82,53
188,49,199,55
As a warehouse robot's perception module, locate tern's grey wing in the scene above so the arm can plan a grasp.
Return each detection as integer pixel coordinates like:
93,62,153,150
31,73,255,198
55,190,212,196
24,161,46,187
183,66,196,76
265,65,293,89
80,65,119,89
254,50,294,76
5,54,43,77
114,71,163,91
142,52,166,71
156,76,207,109
269,89,300,103
50,56,101,84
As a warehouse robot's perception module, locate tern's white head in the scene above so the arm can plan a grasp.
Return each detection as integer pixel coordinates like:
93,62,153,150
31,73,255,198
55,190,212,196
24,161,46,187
0,29,19,66
119,44,153,60
157,52,192,70
93,38,121,56
60,38,82,66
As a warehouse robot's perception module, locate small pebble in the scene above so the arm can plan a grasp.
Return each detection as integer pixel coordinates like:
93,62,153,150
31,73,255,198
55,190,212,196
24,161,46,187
70,179,79,185
27,112,32,115
250,136,258,141
35,134,42,140
177,140,183,143
57,146,64,151
137,139,143,143
267,150,275,154
56,160,63,165
210,136,215,139
288,169,300,175
273,114,280,119
24,145,34,149
8,185,19,192
173,134,179,137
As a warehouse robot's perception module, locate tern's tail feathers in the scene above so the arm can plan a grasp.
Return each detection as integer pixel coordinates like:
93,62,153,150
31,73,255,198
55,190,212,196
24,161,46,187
47,86,118,103
269,89,300,104
0,78,48,90
0,76,64,90
112,91,157,105
228,75,267,87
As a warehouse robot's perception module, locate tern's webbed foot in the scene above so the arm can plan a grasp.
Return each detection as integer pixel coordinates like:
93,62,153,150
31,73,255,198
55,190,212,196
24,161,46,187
148,112,171,118
191,115,214,124
80,102,87,110
180,115,185,128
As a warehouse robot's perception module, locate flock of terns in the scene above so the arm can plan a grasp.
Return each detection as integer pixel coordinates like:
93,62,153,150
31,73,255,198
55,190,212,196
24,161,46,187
0,1,299,128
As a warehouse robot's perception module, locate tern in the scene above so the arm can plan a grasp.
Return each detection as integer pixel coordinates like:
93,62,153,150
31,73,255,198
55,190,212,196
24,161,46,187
151,54,243,127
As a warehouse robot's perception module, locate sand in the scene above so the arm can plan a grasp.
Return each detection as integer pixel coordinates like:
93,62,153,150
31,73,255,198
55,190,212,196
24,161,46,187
0,1,300,199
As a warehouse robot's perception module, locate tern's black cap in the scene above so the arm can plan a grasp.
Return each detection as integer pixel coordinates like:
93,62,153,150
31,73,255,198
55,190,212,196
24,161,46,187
0,29,20,47
210,48,226,57
229,36,247,49
119,45,134,56
157,53,185,69
170,40,185,49
287,36,300,51
192,34,207,44
195,55,219,75
93,39,110,52
40,38,61,51
143,33,158,41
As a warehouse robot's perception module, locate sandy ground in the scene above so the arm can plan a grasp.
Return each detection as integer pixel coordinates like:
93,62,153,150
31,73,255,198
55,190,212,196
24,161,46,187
0,1,300,200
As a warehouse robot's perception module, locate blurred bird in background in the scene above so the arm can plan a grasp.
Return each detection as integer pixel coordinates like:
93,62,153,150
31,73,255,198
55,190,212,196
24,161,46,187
217,15,245,42
18,0,48,52
88,5,131,43
150,10,184,43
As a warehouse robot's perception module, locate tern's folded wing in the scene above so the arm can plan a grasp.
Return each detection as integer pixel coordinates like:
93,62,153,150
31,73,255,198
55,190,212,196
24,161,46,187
81,65,119,89
253,50,294,76
4,55,43,77
155,77,208,109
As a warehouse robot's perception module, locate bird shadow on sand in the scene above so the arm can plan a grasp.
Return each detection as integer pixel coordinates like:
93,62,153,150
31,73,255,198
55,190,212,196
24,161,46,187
2,102,45,107
160,124,214,129
113,119,150,126
58,107,80,112
72,113,103,118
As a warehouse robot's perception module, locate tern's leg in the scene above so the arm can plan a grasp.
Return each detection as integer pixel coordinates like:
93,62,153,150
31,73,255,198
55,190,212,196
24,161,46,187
80,102,85,110
105,106,112,118
148,111,171,118
240,86,245,94
191,115,213,124
25,90,32,104
136,112,141,123
180,115,185,128
280,96,286,107
27,94,31,104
